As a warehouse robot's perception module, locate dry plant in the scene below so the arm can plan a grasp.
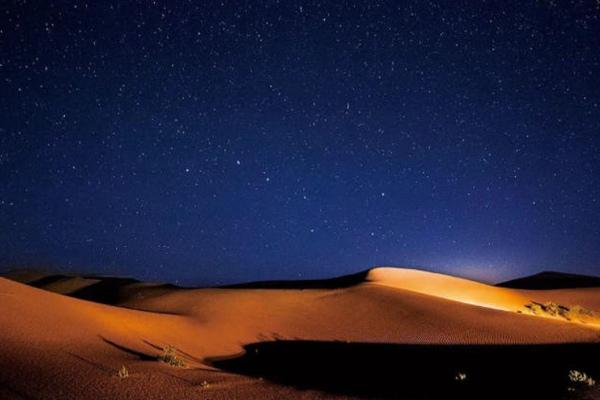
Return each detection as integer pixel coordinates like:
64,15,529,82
118,365,129,379
523,302,600,324
569,370,596,387
158,345,186,367
454,372,467,382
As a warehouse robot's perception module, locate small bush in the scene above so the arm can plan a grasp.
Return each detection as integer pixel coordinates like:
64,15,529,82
544,302,569,317
569,370,596,387
524,301,569,318
565,305,598,323
523,302,599,324
525,302,544,315
158,345,186,367
118,365,129,379
455,372,467,382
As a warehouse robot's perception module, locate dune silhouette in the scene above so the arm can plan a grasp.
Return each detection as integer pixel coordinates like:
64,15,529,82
498,271,600,290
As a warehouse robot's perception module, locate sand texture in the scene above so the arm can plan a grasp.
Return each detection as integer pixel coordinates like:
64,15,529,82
1,267,600,399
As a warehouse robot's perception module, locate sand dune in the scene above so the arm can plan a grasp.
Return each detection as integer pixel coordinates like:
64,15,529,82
1,267,600,399
4,270,176,305
366,267,529,311
499,271,600,290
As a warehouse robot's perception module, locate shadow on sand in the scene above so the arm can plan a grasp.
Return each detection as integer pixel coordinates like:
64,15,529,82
212,340,600,399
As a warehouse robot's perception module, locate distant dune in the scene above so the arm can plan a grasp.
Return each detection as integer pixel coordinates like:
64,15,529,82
498,271,600,290
220,268,370,289
1,267,600,399
3,269,178,305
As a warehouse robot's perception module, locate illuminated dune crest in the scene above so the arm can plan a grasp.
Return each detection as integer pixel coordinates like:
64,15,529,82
367,267,529,312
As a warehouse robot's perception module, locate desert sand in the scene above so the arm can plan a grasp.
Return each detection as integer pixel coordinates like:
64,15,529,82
1,267,600,399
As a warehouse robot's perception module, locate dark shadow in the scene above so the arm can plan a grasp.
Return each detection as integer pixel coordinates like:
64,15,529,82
117,305,184,316
67,352,115,374
100,337,156,361
69,277,148,304
220,269,370,289
0,380,37,400
28,274,73,288
211,340,600,399
142,339,164,351
17,272,179,305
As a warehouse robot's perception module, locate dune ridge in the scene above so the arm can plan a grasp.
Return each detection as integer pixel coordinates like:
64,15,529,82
2,267,600,399
366,267,529,311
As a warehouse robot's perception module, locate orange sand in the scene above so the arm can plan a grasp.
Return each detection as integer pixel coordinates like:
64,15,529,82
1,267,599,399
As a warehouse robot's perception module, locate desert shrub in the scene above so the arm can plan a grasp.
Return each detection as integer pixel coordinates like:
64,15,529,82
158,345,186,367
525,301,568,318
523,302,599,324
454,372,467,382
543,302,569,318
569,370,596,387
565,305,598,323
525,302,544,315
118,365,129,379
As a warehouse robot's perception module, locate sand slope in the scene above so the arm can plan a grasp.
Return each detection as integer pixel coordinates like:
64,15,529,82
366,267,529,311
1,267,600,399
3,270,176,305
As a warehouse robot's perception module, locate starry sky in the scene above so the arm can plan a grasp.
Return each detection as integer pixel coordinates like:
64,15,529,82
1,1,600,285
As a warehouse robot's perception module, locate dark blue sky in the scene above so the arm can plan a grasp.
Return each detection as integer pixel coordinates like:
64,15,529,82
1,1,600,285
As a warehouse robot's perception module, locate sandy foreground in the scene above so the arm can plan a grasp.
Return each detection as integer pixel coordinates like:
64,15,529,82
1,267,600,399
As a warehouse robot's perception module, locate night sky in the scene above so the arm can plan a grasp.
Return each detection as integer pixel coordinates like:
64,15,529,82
2,1,600,285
